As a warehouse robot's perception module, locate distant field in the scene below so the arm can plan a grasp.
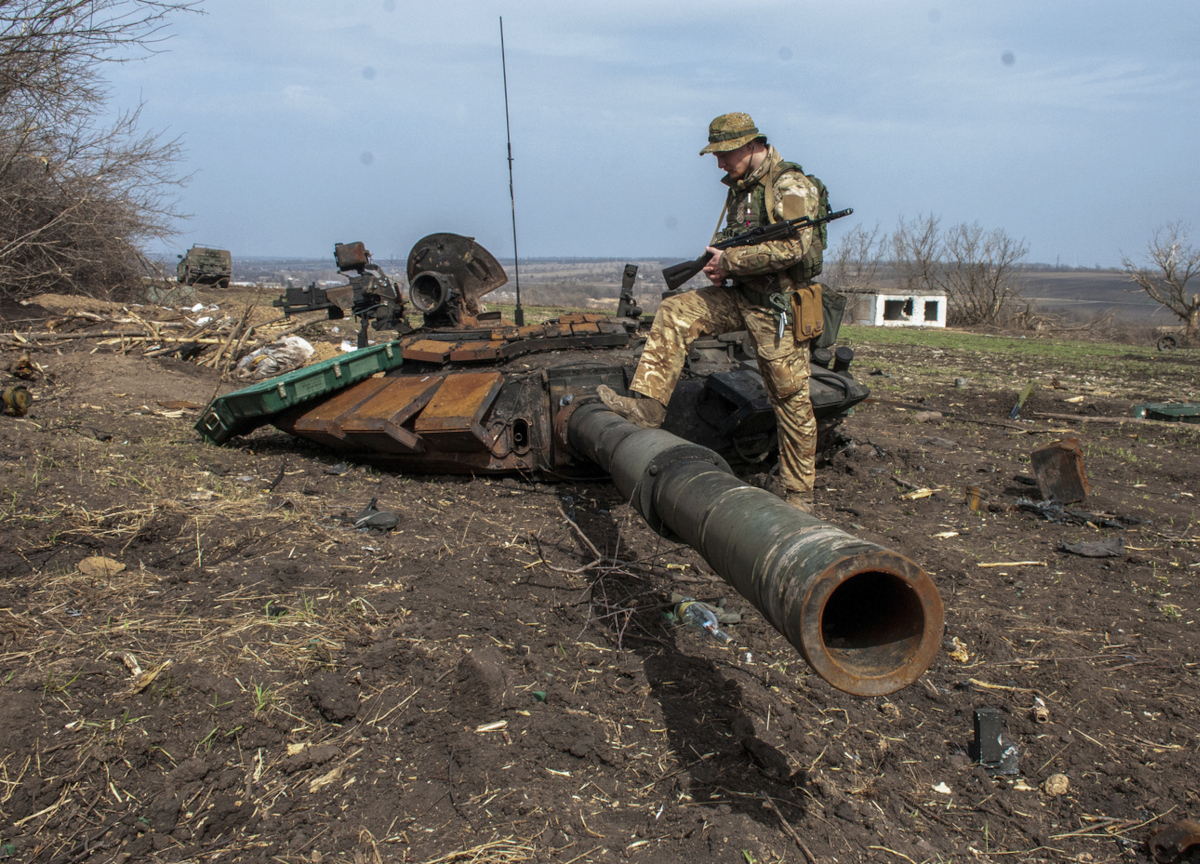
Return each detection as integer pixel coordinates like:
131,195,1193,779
228,258,1172,324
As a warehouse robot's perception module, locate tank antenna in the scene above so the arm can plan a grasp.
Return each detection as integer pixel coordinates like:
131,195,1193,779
499,17,524,327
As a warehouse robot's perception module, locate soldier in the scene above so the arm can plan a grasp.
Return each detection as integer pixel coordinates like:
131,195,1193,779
598,112,821,511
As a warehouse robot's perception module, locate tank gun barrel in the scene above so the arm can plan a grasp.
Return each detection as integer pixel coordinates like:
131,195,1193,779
565,402,943,696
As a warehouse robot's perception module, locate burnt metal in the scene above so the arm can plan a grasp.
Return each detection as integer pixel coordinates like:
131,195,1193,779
970,707,1018,776
215,235,872,482
406,233,508,328
1031,437,1090,503
1149,820,1200,864
566,402,944,696
616,264,643,319
275,242,410,347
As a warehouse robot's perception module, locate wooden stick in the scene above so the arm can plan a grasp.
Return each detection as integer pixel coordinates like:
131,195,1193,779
760,793,819,864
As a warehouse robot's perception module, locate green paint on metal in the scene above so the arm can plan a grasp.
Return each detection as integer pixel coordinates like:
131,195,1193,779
195,341,404,444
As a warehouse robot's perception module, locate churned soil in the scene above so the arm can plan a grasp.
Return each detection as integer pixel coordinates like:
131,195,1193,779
1,299,1198,864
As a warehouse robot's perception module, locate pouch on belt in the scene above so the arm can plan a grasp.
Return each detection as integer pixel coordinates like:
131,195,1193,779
790,283,824,343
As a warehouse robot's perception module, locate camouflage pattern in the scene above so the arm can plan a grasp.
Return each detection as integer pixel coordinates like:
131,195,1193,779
717,147,820,294
700,112,764,155
631,286,817,493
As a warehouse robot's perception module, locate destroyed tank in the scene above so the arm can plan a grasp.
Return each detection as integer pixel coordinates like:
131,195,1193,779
196,235,947,698
177,245,232,289
196,233,870,479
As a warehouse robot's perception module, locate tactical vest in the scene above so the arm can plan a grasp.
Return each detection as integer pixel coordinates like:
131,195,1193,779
715,160,830,284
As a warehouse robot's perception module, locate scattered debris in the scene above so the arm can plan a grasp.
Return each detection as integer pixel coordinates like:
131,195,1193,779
0,298,299,378
77,556,125,577
1016,498,1144,529
1148,819,1200,864
913,410,944,423
353,498,400,532
1060,537,1126,558
673,596,734,643
1031,697,1050,724
7,352,41,379
1042,773,1069,796
970,707,1018,776
1009,381,1037,419
235,335,315,380
1031,437,1090,503
1133,402,1200,425
947,637,970,663
965,485,984,511
1,385,30,416
918,435,957,449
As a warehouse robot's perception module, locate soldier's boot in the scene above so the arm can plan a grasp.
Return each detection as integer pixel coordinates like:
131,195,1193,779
597,385,667,429
784,489,814,515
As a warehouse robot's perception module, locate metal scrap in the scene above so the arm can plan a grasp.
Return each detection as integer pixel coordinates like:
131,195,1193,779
1148,819,1200,864
1016,498,1145,529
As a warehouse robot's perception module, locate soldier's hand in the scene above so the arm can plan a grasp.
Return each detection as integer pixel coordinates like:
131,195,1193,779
702,247,727,286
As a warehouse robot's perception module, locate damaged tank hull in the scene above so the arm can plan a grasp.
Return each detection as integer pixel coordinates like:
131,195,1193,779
194,234,943,695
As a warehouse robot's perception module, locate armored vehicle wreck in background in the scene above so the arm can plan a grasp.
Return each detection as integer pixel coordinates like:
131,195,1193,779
177,245,232,289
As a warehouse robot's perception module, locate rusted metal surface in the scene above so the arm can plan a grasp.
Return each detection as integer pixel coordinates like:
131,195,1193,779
406,234,508,328
567,402,943,696
281,377,394,447
332,375,441,453
1148,820,1200,864
400,340,453,364
1031,437,1090,503
449,340,505,362
413,371,504,451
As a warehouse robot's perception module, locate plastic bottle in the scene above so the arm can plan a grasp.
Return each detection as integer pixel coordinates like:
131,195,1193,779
675,599,733,644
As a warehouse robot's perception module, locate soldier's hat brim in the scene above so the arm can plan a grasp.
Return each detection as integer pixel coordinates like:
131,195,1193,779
700,131,765,155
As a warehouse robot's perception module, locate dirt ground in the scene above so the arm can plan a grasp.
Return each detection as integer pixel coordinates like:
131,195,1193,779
1,298,1198,864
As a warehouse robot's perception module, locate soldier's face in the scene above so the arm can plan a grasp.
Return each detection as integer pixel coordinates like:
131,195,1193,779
715,143,755,180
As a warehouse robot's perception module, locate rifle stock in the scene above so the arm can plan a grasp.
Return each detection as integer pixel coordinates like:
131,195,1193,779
661,252,713,292
661,207,852,292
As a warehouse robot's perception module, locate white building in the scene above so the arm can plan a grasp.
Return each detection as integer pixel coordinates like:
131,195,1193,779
846,291,947,328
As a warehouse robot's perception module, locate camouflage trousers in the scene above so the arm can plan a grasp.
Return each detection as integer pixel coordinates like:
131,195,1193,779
631,286,817,493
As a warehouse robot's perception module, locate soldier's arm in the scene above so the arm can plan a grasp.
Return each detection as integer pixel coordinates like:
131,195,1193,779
722,172,818,276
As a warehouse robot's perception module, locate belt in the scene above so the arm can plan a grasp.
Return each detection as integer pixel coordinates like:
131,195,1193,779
738,284,785,309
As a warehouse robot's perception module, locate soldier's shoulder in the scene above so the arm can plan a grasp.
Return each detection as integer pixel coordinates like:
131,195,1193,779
774,165,818,193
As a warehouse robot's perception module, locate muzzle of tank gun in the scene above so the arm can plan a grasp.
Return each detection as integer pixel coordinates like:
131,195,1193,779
565,402,944,696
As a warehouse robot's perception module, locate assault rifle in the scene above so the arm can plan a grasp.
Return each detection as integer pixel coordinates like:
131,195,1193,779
661,207,853,291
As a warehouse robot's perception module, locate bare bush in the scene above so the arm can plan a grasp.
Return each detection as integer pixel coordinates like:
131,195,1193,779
824,221,884,294
1121,221,1200,337
0,0,196,302
940,222,1028,326
889,214,1027,326
891,213,941,296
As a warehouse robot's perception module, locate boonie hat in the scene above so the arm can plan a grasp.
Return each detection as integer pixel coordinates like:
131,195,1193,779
700,112,765,155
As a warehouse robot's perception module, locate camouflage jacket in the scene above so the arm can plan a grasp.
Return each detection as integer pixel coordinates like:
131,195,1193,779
716,146,819,294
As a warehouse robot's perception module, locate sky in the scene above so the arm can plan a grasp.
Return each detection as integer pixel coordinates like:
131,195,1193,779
107,0,1200,267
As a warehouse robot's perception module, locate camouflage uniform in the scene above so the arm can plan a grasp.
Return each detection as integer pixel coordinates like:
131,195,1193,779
631,142,820,494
